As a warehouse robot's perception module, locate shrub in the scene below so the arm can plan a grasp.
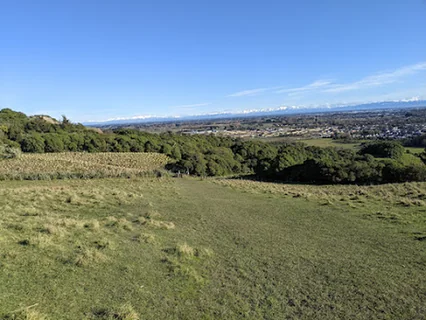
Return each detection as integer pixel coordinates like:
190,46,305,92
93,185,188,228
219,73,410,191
359,141,405,159
0,144,22,159
20,134,45,153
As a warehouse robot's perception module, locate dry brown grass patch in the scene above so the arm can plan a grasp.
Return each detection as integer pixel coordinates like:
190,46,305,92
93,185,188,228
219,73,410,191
148,220,175,230
83,220,101,231
2,307,48,320
176,243,195,257
74,248,107,267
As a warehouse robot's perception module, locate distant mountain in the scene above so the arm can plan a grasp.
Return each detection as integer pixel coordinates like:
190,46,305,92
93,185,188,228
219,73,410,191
85,99,426,126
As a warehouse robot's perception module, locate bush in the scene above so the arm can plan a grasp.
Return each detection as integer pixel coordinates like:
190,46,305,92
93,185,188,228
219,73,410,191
21,134,45,153
43,133,65,152
359,141,405,159
0,144,22,159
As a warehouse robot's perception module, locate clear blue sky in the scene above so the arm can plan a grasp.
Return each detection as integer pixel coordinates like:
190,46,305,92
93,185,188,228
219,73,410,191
1,0,425,122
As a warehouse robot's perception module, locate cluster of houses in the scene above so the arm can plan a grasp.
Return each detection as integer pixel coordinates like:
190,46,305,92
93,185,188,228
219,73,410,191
183,123,426,141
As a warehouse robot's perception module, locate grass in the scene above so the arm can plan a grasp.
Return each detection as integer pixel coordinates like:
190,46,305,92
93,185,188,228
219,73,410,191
259,137,365,149
406,146,425,154
298,138,365,149
399,153,424,166
0,152,169,180
1,176,426,319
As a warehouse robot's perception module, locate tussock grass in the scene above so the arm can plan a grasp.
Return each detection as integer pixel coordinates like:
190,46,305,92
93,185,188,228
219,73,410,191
93,239,112,250
173,243,213,258
160,243,213,283
83,220,101,231
148,220,175,230
176,243,195,257
73,247,108,267
132,216,147,225
142,209,161,219
105,217,133,231
1,307,47,320
132,209,176,230
161,255,204,283
132,233,156,244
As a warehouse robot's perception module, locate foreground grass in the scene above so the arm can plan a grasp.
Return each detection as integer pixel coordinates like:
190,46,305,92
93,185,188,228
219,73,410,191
1,177,426,319
0,152,169,180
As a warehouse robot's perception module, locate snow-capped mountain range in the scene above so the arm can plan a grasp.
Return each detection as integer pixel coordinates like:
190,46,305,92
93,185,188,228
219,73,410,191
85,99,426,126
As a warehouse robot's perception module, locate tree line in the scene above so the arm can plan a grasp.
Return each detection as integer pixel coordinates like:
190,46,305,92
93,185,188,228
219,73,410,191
2,108,426,184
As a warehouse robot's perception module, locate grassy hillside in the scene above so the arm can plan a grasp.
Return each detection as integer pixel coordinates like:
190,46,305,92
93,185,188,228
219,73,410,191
1,177,426,319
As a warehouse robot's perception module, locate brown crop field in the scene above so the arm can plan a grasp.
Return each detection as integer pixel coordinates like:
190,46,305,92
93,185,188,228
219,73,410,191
0,152,170,180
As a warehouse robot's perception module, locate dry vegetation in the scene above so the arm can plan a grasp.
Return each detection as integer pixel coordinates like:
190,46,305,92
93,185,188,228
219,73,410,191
0,152,170,180
0,178,188,319
213,178,426,231
0,178,176,256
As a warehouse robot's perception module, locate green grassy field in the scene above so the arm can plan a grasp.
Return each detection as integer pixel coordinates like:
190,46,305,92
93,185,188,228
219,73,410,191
298,138,364,149
258,137,364,149
1,177,426,319
399,153,424,166
406,147,425,154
